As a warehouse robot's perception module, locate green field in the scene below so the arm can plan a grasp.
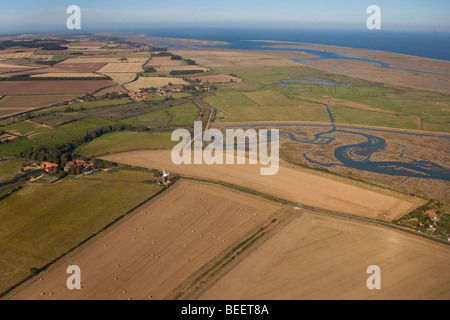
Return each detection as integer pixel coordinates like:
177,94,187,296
0,168,162,294
0,121,51,136
205,65,450,132
34,98,132,115
0,160,24,182
77,131,175,158
206,90,330,122
0,116,114,156
329,105,420,129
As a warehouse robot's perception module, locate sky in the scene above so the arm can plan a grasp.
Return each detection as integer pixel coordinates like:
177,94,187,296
0,0,449,33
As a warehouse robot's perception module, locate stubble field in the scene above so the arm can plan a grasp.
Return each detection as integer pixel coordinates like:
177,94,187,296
9,180,283,300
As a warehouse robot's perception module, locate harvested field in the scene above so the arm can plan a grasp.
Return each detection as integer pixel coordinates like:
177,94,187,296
93,85,125,97
145,57,184,67
0,52,35,59
0,63,38,70
43,63,106,73
0,80,115,95
31,73,107,78
125,77,188,90
61,57,148,64
0,94,80,117
101,150,422,221
103,73,137,85
9,180,283,300
97,63,144,73
200,212,450,300
188,74,242,83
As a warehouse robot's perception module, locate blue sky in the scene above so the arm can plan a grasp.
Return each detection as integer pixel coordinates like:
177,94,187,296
1,0,449,33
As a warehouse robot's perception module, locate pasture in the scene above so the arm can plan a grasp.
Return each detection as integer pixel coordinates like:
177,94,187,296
0,168,163,295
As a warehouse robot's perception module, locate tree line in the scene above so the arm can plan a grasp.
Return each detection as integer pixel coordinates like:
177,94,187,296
18,123,148,165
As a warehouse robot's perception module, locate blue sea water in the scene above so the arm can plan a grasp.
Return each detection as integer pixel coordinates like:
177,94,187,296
135,27,450,61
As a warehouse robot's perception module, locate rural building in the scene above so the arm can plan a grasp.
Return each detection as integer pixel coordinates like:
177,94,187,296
64,159,93,172
40,162,58,173
425,210,441,222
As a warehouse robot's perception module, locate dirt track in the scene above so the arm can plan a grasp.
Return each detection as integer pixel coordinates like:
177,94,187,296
9,180,281,300
101,150,421,221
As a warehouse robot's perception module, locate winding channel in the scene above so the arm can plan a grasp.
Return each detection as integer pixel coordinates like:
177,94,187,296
215,122,450,181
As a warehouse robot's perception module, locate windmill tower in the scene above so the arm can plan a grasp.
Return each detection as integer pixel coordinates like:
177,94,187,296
162,169,170,185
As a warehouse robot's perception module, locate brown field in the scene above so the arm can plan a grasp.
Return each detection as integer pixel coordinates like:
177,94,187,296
200,212,450,300
145,57,185,67
0,63,38,70
0,48,35,55
101,150,422,221
125,77,188,90
9,180,283,300
0,80,115,95
188,74,242,83
0,52,35,59
44,63,106,73
61,57,148,64
93,85,125,97
103,73,137,85
171,49,303,68
97,63,144,73
0,94,80,117
31,73,106,78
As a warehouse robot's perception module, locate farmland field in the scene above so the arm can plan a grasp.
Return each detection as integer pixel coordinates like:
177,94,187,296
0,168,163,295
206,90,330,122
0,159,24,182
97,63,144,73
77,131,176,158
0,94,80,118
0,80,115,95
0,116,114,156
30,73,107,78
42,63,106,73
60,57,148,64
188,74,241,83
145,57,184,66
200,212,450,300
101,149,422,220
125,77,188,90
102,73,137,84
8,180,284,300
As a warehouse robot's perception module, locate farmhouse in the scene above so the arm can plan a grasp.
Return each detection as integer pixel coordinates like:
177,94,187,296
40,162,58,172
425,210,441,222
64,159,93,172
129,90,148,101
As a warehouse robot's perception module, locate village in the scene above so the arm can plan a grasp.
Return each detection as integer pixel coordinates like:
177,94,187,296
129,82,211,101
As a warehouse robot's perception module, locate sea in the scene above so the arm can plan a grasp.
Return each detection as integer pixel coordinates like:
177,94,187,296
128,27,450,62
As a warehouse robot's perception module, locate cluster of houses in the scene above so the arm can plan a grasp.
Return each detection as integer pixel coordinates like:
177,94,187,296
40,159,93,174
156,87,182,97
129,90,148,101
